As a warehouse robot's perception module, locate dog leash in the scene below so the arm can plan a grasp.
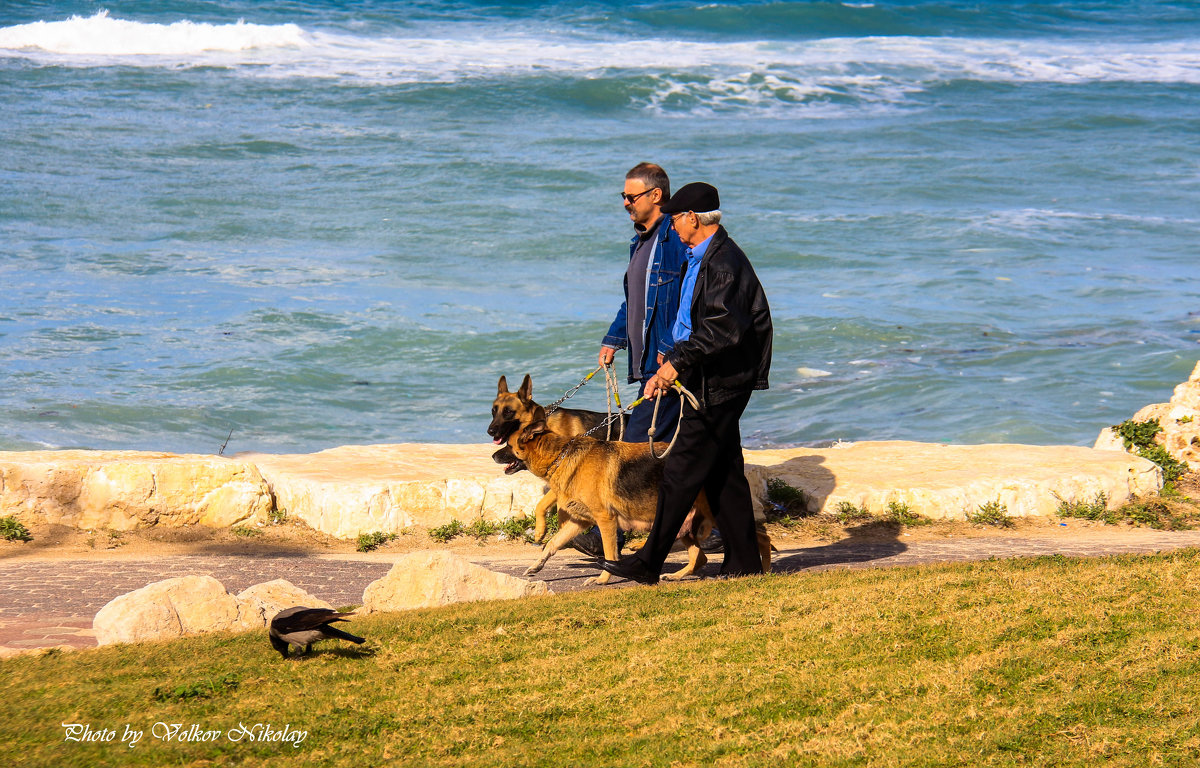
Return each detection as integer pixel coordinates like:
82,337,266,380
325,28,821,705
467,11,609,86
543,408,628,478
544,365,604,416
603,362,625,441
626,380,701,459
541,379,698,475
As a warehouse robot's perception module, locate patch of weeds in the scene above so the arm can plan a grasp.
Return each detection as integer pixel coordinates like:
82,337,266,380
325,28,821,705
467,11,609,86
267,507,288,525
496,515,539,543
356,531,398,552
832,501,872,524
1180,415,1194,425
1056,493,1113,523
1115,419,1164,450
231,525,260,538
428,520,465,544
465,518,498,540
1121,499,1193,531
765,478,810,519
1113,419,1189,482
153,673,240,703
1160,482,1185,499
967,499,1014,528
0,516,32,542
884,500,930,526
1139,444,1188,483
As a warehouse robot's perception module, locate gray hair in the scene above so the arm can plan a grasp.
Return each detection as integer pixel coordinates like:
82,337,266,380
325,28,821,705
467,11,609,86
696,210,722,226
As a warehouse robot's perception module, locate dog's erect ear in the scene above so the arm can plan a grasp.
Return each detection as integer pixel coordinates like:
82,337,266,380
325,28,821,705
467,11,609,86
497,375,509,395
518,374,532,402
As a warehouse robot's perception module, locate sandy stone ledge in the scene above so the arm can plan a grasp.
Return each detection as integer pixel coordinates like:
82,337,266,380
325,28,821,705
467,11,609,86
0,441,1160,539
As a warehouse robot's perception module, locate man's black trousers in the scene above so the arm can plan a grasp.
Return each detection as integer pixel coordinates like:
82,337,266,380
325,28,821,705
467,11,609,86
636,391,763,576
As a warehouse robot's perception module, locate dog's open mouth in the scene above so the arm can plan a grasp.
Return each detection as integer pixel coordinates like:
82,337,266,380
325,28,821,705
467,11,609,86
491,446,526,475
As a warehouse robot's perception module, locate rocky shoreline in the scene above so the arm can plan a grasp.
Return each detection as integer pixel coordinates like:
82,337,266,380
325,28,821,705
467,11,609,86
0,440,1159,540
7,362,1200,540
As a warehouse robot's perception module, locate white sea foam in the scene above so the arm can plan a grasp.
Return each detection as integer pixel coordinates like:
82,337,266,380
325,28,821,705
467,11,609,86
0,10,306,56
3,12,1200,103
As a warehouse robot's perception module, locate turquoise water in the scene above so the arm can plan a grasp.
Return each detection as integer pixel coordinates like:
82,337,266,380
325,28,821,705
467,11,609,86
2,1,1199,453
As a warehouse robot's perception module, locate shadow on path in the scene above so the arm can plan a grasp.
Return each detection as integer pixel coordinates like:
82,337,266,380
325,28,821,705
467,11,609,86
772,522,907,573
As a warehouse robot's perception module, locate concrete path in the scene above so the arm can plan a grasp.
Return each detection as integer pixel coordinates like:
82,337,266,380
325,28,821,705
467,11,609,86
4,527,1200,655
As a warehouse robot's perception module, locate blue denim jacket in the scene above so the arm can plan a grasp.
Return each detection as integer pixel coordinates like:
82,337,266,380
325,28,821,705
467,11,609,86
602,218,689,383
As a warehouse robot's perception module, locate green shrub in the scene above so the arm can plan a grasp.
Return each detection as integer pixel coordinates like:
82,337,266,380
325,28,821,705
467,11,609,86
832,501,872,524
497,515,537,542
1114,419,1163,450
465,518,498,540
1056,493,1112,523
1112,419,1188,482
428,520,465,544
357,531,398,552
967,499,1014,528
267,507,288,525
1138,444,1188,483
765,478,810,519
0,516,32,542
884,500,930,526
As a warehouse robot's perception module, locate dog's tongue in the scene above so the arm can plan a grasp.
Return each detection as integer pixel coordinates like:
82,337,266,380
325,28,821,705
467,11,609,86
493,437,503,445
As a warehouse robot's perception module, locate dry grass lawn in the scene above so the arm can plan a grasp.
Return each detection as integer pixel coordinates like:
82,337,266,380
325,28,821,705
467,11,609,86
4,548,1200,767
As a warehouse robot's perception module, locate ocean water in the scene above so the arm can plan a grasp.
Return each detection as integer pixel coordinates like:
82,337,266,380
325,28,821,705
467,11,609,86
2,0,1199,454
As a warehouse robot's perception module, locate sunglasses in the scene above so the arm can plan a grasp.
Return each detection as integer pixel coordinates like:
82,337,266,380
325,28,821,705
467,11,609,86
620,188,657,204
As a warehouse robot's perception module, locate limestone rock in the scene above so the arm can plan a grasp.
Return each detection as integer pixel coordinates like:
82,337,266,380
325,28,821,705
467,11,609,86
234,579,332,630
1094,361,1200,470
746,441,1160,521
94,575,242,646
360,551,550,613
0,451,272,531
241,444,546,539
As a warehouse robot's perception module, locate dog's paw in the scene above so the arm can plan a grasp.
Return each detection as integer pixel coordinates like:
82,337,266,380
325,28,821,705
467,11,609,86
523,565,543,576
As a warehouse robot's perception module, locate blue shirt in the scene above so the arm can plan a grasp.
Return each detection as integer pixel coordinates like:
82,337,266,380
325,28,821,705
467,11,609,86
672,232,714,344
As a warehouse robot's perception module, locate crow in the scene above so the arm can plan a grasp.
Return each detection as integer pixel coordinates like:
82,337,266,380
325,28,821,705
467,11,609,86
269,606,364,658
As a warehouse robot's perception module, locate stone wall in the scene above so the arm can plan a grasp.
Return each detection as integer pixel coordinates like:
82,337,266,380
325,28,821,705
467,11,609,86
0,451,273,531
0,439,1160,537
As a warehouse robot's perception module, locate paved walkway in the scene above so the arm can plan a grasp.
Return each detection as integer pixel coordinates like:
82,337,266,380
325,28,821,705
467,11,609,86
4,527,1200,654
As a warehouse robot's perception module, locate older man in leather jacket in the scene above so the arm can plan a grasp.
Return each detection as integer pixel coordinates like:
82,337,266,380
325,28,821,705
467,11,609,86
602,182,773,584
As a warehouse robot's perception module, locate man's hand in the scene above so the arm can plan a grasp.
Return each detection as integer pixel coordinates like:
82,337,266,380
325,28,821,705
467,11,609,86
643,360,678,400
599,346,616,367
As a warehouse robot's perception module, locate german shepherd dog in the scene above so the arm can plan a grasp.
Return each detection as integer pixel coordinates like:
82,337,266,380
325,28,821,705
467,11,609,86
505,405,773,584
488,374,626,541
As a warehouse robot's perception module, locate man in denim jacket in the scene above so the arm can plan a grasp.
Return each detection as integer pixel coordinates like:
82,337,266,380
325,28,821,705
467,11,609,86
599,162,689,440
569,163,690,560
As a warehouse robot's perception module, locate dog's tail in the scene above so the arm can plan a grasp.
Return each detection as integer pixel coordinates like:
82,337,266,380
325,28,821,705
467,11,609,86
756,523,774,573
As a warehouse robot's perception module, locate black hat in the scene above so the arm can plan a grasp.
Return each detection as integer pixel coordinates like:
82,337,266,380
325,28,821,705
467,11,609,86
659,182,719,215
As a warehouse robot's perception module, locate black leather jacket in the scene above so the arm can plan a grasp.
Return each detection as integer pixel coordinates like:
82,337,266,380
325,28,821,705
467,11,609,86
666,226,772,407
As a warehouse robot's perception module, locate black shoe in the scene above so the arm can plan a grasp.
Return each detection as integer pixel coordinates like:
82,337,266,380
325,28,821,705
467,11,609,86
568,529,625,560
599,556,659,585
699,529,724,554
567,529,605,559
